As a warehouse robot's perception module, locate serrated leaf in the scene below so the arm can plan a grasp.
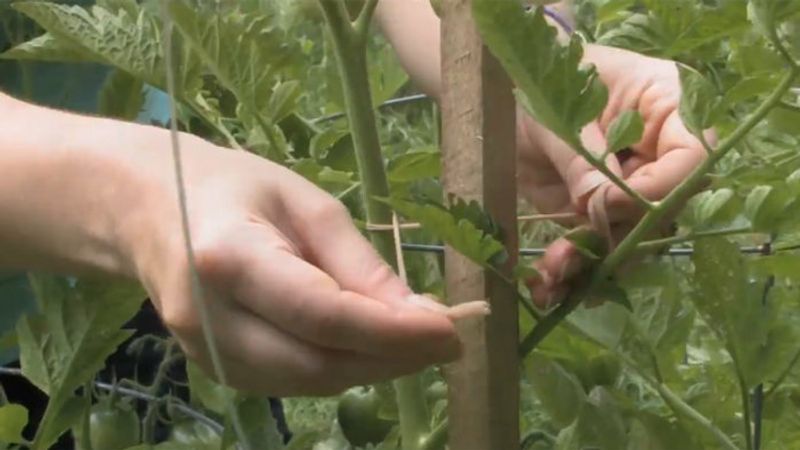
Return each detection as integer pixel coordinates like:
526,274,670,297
0,404,27,444
678,65,724,139
473,2,607,148
98,69,144,120
11,2,202,95
605,110,644,154
168,1,298,130
526,353,586,427
0,32,97,63
384,196,506,268
17,276,144,448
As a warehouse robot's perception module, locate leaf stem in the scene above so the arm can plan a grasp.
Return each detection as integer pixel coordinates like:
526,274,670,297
317,2,431,449
354,0,379,36
636,226,755,252
573,143,654,210
655,379,742,450
764,347,800,399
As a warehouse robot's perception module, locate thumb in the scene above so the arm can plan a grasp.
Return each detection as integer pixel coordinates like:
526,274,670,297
280,178,412,304
298,203,412,305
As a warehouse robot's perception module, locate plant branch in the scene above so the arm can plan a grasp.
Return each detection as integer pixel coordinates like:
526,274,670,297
318,2,431,449
520,66,799,356
354,0,379,37
735,364,754,450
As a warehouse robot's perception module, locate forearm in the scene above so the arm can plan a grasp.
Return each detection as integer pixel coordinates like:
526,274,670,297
0,92,167,277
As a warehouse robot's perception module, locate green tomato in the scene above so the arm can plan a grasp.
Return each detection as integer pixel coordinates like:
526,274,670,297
168,419,222,450
337,386,395,448
76,398,141,450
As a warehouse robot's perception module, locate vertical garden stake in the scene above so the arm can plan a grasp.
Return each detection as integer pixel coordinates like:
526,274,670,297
440,1,519,449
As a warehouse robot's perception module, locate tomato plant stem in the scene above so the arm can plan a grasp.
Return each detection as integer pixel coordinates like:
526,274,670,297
318,2,431,449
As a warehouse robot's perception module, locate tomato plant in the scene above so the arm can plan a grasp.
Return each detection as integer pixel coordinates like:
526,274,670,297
0,0,800,450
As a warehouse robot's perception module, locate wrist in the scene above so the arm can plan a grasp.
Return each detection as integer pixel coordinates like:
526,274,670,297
0,94,168,278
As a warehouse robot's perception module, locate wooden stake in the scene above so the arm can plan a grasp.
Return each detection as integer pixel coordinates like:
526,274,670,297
441,1,520,449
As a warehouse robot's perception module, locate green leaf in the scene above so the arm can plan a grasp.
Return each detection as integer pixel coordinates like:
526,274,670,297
526,353,586,427
473,2,607,148
0,404,28,444
684,188,738,229
0,33,97,63
221,396,284,450
98,69,144,120
268,80,302,123
11,2,202,95
745,185,791,232
383,195,506,268
678,64,724,139
751,254,800,279
387,148,441,183
186,361,236,416
747,0,800,40
691,238,770,387
167,1,298,126
17,276,144,448
605,110,644,154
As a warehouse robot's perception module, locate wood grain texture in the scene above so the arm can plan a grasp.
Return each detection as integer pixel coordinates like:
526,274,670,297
440,0,519,449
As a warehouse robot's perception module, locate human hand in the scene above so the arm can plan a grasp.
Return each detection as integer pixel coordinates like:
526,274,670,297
124,131,463,396
520,45,709,307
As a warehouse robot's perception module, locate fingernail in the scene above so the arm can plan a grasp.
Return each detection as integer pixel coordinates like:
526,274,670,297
446,301,491,320
404,294,450,314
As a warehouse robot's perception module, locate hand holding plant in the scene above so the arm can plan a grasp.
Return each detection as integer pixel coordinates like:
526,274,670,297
524,44,710,306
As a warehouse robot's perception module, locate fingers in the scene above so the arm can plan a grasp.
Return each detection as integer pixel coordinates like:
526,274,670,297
527,238,583,308
279,177,412,305
197,230,460,363
187,302,431,396
597,111,707,223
